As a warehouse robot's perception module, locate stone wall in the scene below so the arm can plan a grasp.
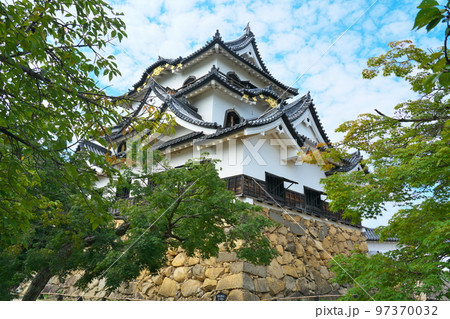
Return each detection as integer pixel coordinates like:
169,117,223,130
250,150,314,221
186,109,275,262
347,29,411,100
37,208,367,301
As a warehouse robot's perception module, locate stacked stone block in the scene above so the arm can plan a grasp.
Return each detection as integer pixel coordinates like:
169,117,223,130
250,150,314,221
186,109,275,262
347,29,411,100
34,209,367,300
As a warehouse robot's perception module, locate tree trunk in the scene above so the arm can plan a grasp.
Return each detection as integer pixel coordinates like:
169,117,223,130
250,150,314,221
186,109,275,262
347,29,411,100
22,267,52,301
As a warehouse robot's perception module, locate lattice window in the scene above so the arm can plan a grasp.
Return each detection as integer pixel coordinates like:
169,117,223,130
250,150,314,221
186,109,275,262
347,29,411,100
266,173,285,199
305,187,322,209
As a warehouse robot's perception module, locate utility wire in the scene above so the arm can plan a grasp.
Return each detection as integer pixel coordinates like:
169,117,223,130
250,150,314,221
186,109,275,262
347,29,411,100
100,177,200,278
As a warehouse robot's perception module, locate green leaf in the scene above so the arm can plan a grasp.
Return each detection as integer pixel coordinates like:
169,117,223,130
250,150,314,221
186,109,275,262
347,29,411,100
438,71,450,87
432,56,447,72
413,7,442,30
426,16,442,32
417,0,439,9
423,72,440,92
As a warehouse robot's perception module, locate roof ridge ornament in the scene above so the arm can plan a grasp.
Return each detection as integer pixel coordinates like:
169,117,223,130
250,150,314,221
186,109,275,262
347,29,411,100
213,29,222,40
244,22,252,35
210,64,219,74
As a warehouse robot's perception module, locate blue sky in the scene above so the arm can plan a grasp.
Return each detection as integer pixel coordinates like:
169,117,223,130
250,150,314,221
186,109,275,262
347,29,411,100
102,0,443,227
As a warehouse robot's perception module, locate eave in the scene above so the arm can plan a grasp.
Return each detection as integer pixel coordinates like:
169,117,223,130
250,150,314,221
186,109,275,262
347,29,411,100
173,65,281,102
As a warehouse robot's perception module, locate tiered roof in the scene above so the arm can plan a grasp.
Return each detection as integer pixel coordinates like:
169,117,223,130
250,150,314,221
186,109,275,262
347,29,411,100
325,151,364,176
149,79,319,147
78,27,362,175
363,227,399,242
172,65,281,101
128,28,298,97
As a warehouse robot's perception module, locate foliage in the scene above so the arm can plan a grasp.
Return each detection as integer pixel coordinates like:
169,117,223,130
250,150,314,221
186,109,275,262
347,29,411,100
0,155,117,300
0,0,127,248
0,156,276,299
0,0,277,301
322,37,450,299
413,0,450,87
75,157,276,291
0,1,276,300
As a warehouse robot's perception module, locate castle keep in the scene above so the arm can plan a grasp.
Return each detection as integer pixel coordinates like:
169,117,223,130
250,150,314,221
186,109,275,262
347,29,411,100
67,27,368,300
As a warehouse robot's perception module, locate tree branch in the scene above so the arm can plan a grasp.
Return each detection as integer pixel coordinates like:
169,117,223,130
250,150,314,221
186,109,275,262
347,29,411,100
375,109,450,122
0,126,40,150
172,213,202,225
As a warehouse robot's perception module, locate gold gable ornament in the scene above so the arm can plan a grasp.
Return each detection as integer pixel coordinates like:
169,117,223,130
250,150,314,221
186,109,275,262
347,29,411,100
265,97,278,108
151,65,165,77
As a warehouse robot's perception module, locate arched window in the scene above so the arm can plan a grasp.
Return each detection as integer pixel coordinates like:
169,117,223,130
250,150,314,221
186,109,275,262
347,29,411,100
117,141,126,154
224,110,241,128
183,76,196,87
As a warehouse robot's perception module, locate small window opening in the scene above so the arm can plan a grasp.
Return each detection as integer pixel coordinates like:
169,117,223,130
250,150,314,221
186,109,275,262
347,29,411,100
224,111,241,128
117,141,126,153
305,187,322,209
266,173,285,200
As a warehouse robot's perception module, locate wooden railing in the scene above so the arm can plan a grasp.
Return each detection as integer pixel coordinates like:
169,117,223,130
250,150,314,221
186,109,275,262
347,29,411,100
224,174,356,225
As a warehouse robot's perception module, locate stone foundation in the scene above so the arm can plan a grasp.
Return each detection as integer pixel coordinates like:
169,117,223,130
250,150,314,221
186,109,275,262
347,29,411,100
33,208,367,300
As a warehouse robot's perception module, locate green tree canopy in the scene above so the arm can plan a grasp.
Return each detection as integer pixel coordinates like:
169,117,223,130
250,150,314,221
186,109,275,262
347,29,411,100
0,1,276,300
323,1,450,300
0,0,126,248
74,157,276,292
0,156,276,300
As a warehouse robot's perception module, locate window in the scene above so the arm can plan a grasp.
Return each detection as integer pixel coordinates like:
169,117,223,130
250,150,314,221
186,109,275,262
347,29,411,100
117,141,126,154
304,187,322,209
266,173,285,199
183,76,196,87
224,110,241,127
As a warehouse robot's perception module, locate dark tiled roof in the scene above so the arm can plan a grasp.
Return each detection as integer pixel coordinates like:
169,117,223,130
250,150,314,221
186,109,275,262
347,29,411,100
308,102,331,145
149,80,219,129
223,28,271,75
77,140,110,156
173,65,247,99
128,29,298,96
173,65,281,101
196,121,249,142
246,107,283,125
131,56,182,94
363,227,399,242
284,92,311,121
244,85,280,100
195,112,307,148
325,151,363,176
156,131,204,151
153,78,305,131
281,114,306,147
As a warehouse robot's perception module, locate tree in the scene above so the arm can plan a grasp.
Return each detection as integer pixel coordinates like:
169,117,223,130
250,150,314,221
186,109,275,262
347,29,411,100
0,0,127,300
321,1,450,301
73,157,276,292
0,152,117,301
0,1,275,300
0,156,275,300
0,0,126,248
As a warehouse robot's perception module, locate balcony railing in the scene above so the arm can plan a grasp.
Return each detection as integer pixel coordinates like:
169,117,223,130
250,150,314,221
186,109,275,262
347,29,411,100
224,174,357,226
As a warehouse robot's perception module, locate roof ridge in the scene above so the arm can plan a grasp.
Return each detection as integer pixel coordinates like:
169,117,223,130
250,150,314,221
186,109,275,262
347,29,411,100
149,80,219,129
125,28,298,97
